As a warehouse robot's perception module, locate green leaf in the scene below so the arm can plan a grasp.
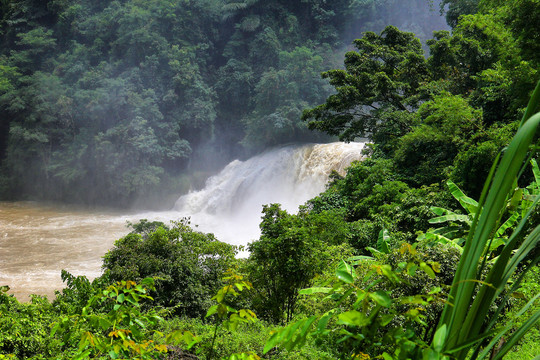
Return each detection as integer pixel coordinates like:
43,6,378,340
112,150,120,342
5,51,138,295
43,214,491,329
531,159,540,187
429,214,471,225
408,264,418,276
430,206,450,216
263,331,280,354
73,350,92,360
206,305,218,318
366,246,382,256
348,255,374,264
337,310,370,327
420,262,436,279
423,348,440,360
99,318,112,330
377,228,390,254
433,324,446,353
299,287,332,295
217,303,228,317
369,290,392,307
117,293,125,303
336,260,355,284
380,314,394,326
133,318,146,329
507,188,523,211
300,316,318,337
317,314,332,333
421,232,463,252
403,340,417,352
447,180,478,214
495,212,519,238
429,287,442,295
78,331,92,352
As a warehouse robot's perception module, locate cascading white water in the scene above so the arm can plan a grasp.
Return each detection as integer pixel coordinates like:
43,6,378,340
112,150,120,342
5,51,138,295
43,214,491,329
169,142,366,248
176,142,365,215
0,141,365,300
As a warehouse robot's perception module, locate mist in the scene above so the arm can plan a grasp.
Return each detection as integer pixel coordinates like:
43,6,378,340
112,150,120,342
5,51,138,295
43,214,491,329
343,0,450,47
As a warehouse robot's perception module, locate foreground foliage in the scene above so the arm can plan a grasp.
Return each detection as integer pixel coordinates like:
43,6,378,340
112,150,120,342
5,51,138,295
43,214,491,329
432,81,540,360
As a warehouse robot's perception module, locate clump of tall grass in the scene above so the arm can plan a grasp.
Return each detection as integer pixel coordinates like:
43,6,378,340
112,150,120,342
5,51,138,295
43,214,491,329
433,81,540,360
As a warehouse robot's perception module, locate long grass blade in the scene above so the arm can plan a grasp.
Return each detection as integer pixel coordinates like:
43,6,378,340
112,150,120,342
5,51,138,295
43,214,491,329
461,199,540,351
518,80,540,128
476,293,540,360
469,256,539,358
491,306,540,360
437,152,500,349
439,110,540,357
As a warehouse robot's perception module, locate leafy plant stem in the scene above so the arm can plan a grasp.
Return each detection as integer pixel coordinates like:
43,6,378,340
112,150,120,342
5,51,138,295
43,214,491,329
208,320,220,360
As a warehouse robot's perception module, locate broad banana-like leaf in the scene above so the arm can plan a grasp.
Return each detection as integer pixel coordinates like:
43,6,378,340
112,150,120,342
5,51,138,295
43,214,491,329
447,180,479,215
429,214,471,225
494,211,519,239
377,228,390,254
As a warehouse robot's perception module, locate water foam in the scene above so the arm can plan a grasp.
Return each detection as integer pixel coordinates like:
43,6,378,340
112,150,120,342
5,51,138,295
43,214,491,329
170,142,366,247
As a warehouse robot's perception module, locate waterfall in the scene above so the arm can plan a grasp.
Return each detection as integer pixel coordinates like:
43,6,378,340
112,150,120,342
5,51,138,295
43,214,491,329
0,141,366,299
171,142,366,247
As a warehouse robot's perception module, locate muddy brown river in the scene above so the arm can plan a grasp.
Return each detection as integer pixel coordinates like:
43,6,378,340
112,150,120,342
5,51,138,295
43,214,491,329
0,201,132,301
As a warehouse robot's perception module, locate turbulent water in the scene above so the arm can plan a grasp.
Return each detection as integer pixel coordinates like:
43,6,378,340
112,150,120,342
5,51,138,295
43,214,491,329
172,142,365,247
0,142,365,300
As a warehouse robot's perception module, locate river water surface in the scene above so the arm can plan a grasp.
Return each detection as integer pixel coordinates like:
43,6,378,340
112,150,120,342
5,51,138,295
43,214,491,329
0,202,131,300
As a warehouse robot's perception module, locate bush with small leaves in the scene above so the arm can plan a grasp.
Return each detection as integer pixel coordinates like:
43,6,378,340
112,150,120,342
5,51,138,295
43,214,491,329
103,219,237,318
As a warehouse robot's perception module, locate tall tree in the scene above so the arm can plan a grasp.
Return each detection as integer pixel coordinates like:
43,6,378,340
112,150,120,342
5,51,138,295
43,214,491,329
302,26,429,143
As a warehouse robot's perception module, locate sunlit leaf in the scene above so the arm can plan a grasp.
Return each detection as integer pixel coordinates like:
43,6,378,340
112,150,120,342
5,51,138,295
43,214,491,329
369,290,392,307
299,287,332,295
433,324,447,353
336,260,355,284
337,310,370,327
420,262,436,279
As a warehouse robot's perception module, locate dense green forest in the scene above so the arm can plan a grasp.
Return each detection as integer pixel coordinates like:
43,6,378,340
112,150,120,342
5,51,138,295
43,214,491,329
1,0,539,359
0,0,446,206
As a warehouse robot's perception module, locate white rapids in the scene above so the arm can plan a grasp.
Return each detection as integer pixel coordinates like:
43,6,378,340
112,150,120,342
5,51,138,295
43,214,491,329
168,142,366,247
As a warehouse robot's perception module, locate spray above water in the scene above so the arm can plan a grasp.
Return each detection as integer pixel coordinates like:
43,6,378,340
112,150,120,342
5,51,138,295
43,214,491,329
171,142,366,247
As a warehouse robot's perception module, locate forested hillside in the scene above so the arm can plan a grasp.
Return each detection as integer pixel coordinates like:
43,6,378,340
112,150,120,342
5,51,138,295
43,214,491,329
0,0,539,359
0,0,445,206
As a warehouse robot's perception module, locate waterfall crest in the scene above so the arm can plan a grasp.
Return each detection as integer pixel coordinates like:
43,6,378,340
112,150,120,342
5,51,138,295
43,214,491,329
172,142,366,246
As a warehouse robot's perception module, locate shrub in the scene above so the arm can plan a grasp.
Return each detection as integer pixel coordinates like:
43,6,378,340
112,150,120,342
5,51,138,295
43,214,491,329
102,219,237,318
